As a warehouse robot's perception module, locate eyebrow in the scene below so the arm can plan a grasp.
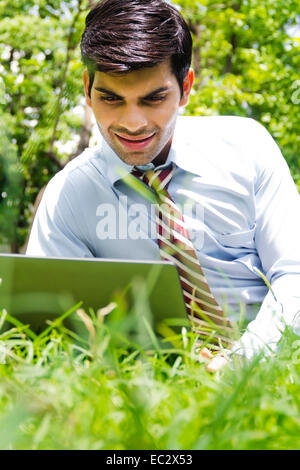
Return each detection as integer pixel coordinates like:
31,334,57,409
94,86,170,100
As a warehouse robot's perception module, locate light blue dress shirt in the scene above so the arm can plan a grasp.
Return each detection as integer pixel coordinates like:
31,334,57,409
26,116,300,357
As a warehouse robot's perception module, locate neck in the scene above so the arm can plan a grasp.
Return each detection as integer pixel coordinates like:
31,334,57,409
152,137,173,167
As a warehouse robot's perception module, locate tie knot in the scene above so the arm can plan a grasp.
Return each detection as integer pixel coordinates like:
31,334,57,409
132,163,175,194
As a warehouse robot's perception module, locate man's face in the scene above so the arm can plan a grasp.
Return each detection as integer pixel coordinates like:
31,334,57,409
83,59,193,166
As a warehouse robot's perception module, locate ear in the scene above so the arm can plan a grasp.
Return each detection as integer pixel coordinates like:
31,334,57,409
83,69,92,107
179,68,194,107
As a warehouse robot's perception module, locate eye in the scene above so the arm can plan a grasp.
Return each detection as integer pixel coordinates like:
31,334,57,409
100,96,121,102
145,95,167,102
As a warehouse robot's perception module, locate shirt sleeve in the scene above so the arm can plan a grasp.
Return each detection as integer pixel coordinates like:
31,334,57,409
26,173,95,258
231,120,300,358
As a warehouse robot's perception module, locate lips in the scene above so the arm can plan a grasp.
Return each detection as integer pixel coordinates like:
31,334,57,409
115,133,155,150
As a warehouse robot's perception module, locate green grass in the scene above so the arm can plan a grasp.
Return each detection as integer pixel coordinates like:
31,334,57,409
1,286,300,450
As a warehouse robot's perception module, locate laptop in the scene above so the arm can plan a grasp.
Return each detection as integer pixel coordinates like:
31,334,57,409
0,254,188,335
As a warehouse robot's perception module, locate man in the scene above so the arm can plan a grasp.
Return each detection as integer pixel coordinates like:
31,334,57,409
26,0,300,370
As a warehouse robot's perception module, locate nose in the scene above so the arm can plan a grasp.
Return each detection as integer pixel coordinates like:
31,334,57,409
117,103,148,134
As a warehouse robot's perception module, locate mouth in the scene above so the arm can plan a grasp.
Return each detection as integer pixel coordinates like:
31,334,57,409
114,133,156,151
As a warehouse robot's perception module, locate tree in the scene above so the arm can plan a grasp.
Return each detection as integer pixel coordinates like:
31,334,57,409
0,0,92,251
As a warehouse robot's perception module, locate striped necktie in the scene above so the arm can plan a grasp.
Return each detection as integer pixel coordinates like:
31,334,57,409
132,163,233,348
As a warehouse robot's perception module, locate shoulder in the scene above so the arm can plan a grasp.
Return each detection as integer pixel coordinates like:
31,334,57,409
173,115,283,176
175,115,267,142
45,144,110,197
54,144,106,181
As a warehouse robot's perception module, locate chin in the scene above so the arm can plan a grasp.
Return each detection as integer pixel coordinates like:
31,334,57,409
120,154,155,166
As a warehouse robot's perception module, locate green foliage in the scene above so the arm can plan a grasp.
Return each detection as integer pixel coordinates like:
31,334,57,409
0,0,299,250
0,0,89,249
1,299,300,450
0,106,23,246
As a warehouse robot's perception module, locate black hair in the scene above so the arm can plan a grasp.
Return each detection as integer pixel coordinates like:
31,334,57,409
80,0,193,98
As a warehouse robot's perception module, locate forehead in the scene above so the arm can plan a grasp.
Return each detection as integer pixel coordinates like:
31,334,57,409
93,59,178,94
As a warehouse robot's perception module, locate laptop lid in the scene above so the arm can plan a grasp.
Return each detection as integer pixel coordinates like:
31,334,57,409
0,254,188,333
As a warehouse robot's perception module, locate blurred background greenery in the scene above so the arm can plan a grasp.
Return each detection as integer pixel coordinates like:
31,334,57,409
0,0,300,253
